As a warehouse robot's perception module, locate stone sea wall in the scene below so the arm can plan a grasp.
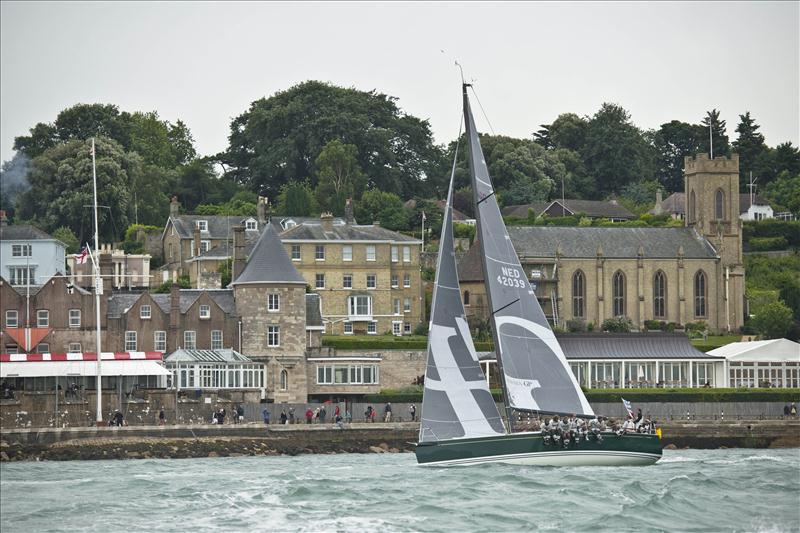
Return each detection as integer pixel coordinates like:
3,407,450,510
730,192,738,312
1,420,798,462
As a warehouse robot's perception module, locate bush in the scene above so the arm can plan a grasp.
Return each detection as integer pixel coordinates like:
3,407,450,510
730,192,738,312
566,319,587,333
413,322,428,336
744,219,800,248
602,316,634,332
644,320,664,331
749,236,789,252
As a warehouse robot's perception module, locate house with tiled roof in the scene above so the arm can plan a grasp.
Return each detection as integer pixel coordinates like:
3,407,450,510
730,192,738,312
653,191,776,221
502,199,635,221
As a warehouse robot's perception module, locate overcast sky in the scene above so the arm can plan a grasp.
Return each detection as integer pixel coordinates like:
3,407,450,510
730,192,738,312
1,1,798,163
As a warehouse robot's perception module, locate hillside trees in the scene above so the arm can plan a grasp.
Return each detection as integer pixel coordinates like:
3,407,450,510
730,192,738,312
16,138,135,244
220,81,445,201
314,140,365,216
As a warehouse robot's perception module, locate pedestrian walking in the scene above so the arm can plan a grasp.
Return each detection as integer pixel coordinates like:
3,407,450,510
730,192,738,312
384,402,392,422
408,404,416,422
262,407,270,425
159,407,166,425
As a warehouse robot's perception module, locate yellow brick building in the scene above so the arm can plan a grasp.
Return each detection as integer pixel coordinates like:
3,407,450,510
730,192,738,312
281,212,423,336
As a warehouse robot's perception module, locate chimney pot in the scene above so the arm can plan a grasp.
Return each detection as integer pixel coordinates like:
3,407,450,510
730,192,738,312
321,213,334,232
232,225,245,283
170,196,180,217
344,198,354,225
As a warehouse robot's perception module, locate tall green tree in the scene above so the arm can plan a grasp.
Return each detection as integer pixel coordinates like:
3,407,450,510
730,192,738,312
580,103,656,197
276,180,315,216
699,109,730,158
733,112,768,189
221,80,444,200
314,140,365,215
652,120,704,193
355,189,409,231
16,138,136,244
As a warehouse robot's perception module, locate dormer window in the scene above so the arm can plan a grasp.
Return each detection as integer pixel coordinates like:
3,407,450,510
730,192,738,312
196,220,208,232
245,219,258,231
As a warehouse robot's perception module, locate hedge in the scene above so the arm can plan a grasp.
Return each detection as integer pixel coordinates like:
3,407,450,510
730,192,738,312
364,388,800,404
743,219,800,248
322,335,494,352
749,236,789,252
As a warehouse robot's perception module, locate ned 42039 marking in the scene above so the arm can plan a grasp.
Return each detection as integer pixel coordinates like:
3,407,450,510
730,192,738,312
497,266,528,288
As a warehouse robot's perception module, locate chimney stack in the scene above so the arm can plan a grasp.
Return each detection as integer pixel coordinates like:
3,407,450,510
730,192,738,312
170,282,180,350
170,196,180,217
257,196,268,225
99,252,113,296
232,225,245,282
0,210,7,227
193,226,201,258
344,198,354,225
321,213,334,232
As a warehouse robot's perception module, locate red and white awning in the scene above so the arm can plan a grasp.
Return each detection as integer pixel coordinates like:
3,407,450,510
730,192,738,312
0,352,170,378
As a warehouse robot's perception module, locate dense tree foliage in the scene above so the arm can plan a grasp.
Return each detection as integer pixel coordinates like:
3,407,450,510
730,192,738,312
314,140,365,216
220,81,445,201
16,138,135,244
733,112,768,189
276,180,315,216
355,190,409,231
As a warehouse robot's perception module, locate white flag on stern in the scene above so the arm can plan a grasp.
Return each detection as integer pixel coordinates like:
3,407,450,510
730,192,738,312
622,397,633,418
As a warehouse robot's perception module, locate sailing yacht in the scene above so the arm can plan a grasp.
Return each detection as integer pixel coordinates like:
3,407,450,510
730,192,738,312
415,86,662,466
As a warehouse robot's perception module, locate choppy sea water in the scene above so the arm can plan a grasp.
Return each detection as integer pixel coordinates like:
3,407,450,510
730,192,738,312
2,449,799,532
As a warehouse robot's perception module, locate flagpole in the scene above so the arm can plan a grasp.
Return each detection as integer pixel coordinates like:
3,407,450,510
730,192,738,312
709,123,713,159
91,138,103,425
421,211,425,253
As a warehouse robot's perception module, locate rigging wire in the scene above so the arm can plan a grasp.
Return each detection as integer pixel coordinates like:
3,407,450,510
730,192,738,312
469,85,496,136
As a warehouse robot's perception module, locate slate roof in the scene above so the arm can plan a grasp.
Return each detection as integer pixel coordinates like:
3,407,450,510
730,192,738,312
169,215,260,239
477,333,721,361
106,290,236,318
281,221,420,243
458,227,717,282
506,226,717,259
305,293,323,329
230,225,306,285
0,224,62,242
165,348,252,363
657,193,772,216
502,200,634,220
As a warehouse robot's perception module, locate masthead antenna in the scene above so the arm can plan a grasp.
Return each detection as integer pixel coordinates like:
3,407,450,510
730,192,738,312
455,61,470,87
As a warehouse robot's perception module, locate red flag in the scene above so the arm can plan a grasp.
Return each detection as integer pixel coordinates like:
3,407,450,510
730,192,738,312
74,246,89,265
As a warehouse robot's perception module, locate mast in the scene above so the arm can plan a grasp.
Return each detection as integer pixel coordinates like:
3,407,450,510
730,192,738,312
462,84,515,432
91,138,103,425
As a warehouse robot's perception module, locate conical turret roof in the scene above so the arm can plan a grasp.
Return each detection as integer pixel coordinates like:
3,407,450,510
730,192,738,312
230,224,306,285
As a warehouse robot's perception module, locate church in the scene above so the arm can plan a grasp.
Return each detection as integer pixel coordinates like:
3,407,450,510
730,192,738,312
459,153,746,334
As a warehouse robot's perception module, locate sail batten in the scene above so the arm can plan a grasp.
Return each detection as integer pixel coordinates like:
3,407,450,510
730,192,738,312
419,137,505,444
463,87,594,418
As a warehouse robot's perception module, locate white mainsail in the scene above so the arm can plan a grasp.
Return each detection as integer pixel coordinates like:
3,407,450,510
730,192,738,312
462,86,594,417
419,142,505,443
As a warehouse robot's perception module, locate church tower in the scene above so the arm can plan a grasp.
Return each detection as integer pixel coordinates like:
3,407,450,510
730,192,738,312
684,153,745,331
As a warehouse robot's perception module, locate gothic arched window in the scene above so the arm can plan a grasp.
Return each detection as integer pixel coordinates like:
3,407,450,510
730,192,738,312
694,271,707,317
572,270,585,318
715,189,725,220
689,191,696,223
653,271,667,318
612,271,626,317
463,290,470,306
280,369,288,391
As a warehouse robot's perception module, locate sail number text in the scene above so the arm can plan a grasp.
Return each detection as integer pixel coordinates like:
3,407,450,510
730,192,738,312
497,267,528,288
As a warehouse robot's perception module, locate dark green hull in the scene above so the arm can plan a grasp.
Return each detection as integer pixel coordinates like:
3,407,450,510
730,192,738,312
415,431,663,466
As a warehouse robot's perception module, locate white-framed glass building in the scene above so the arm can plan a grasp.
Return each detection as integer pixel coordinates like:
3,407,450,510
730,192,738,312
479,333,726,389
164,349,265,390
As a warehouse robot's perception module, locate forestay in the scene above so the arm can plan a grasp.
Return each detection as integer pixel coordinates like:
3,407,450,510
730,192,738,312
463,86,594,417
419,148,506,443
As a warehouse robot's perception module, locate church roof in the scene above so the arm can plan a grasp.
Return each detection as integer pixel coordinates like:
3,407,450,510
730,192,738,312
458,226,718,282
230,225,306,285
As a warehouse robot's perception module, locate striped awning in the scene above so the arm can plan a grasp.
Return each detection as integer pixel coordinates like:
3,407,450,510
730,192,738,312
0,352,170,378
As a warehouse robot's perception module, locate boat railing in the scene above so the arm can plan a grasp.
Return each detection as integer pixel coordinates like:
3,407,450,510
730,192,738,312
419,426,440,443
